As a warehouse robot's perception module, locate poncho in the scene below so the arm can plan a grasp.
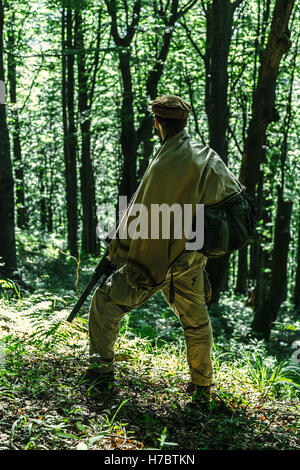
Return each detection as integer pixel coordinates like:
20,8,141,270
108,129,240,289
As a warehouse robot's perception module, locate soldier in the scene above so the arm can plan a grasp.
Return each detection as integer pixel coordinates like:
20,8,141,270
86,95,240,401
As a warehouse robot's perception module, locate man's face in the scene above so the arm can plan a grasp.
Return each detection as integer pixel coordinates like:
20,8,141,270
154,117,163,140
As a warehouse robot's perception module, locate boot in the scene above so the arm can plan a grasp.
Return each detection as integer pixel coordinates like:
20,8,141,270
186,382,211,402
81,365,115,391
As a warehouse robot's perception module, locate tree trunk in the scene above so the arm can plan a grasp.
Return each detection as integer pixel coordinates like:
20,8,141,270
236,1,272,292
239,0,295,196
7,15,26,229
105,0,198,196
62,7,78,256
251,190,292,340
136,27,173,180
235,247,248,294
0,0,17,276
294,209,300,309
204,0,235,162
39,167,47,231
104,0,141,199
118,49,137,199
249,169,264,280
236,0,294,304
254,177,273,308
75,10,98,255
137,0,198,181
204,0,243,303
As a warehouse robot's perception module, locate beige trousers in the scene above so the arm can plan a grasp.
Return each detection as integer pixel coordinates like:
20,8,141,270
88,251,213,386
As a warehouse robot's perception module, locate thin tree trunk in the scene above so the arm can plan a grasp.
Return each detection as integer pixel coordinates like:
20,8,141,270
239,0,295,196
0,0,17,276
7,16,26,229
75,9,98,255
106,0,197,196
252,20,296,336
235,247,248,293
249,170,264,280
62,7,78,256
294,209,300,309
118,49,137,198
254,175,273,308
39,166,47,230
204,0,244,304
235,0,272,293
105,0,141,199
204,0,238,162
47,124,54,233
235,0,294,303
137,0,198,180
136,27,173,181
251,190,292,339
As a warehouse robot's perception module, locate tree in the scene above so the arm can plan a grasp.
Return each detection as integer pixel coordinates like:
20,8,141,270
235,0,272,294
74,7,99,255
251,190,292,339
104,0,141,199
239,0,295,195
136,0,198,180
184,0,245,303
294,210,300,309
0,0,17,276
62,5,78,256
105,0,198,199
251,34,297,338
7,10,27,229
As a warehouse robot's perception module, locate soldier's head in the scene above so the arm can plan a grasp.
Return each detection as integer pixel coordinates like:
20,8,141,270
151,94,191,140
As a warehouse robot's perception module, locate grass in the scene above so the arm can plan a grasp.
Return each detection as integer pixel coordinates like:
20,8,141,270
0,230,299,450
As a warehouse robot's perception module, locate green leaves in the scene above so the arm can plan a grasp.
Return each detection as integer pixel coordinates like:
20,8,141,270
243,351,300,396
157,426,178,449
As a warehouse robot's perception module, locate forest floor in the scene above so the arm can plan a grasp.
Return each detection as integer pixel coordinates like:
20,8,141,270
0,231,299,451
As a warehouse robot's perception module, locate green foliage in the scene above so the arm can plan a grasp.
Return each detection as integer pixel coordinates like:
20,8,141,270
243,352,300,397
0,309,299,450
1,0,300,451
0,279,21,301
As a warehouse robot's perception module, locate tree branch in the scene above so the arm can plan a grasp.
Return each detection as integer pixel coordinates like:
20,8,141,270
163,0,171,15
229,62,247,93
185,74,206,145
20,54,44,114
89,8,107,108
180,16,205,61
200,0,207,16
228,123,243,157
231,0,245,10
105,0,141,47
177,0,198,19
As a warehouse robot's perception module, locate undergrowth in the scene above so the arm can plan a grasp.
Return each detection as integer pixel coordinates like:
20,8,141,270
0,230,299,450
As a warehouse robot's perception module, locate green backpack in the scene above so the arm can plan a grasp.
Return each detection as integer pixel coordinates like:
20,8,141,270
199,186,256,258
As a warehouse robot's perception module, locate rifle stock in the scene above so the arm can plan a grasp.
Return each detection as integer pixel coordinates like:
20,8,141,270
66,249,114,323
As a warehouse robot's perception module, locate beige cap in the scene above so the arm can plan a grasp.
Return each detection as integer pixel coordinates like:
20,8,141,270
151,94,191,119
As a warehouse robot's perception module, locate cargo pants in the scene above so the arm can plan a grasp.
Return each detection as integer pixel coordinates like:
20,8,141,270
88,251,213,386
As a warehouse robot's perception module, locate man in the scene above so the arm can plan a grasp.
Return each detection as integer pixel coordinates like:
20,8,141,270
87,95,240,400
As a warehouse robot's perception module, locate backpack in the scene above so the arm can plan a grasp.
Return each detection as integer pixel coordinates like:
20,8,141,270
199,185,256,258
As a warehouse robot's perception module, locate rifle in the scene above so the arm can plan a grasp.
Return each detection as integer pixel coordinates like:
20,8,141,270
66,248,115,323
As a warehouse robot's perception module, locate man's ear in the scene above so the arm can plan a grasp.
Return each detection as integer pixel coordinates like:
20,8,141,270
154,117,159,129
